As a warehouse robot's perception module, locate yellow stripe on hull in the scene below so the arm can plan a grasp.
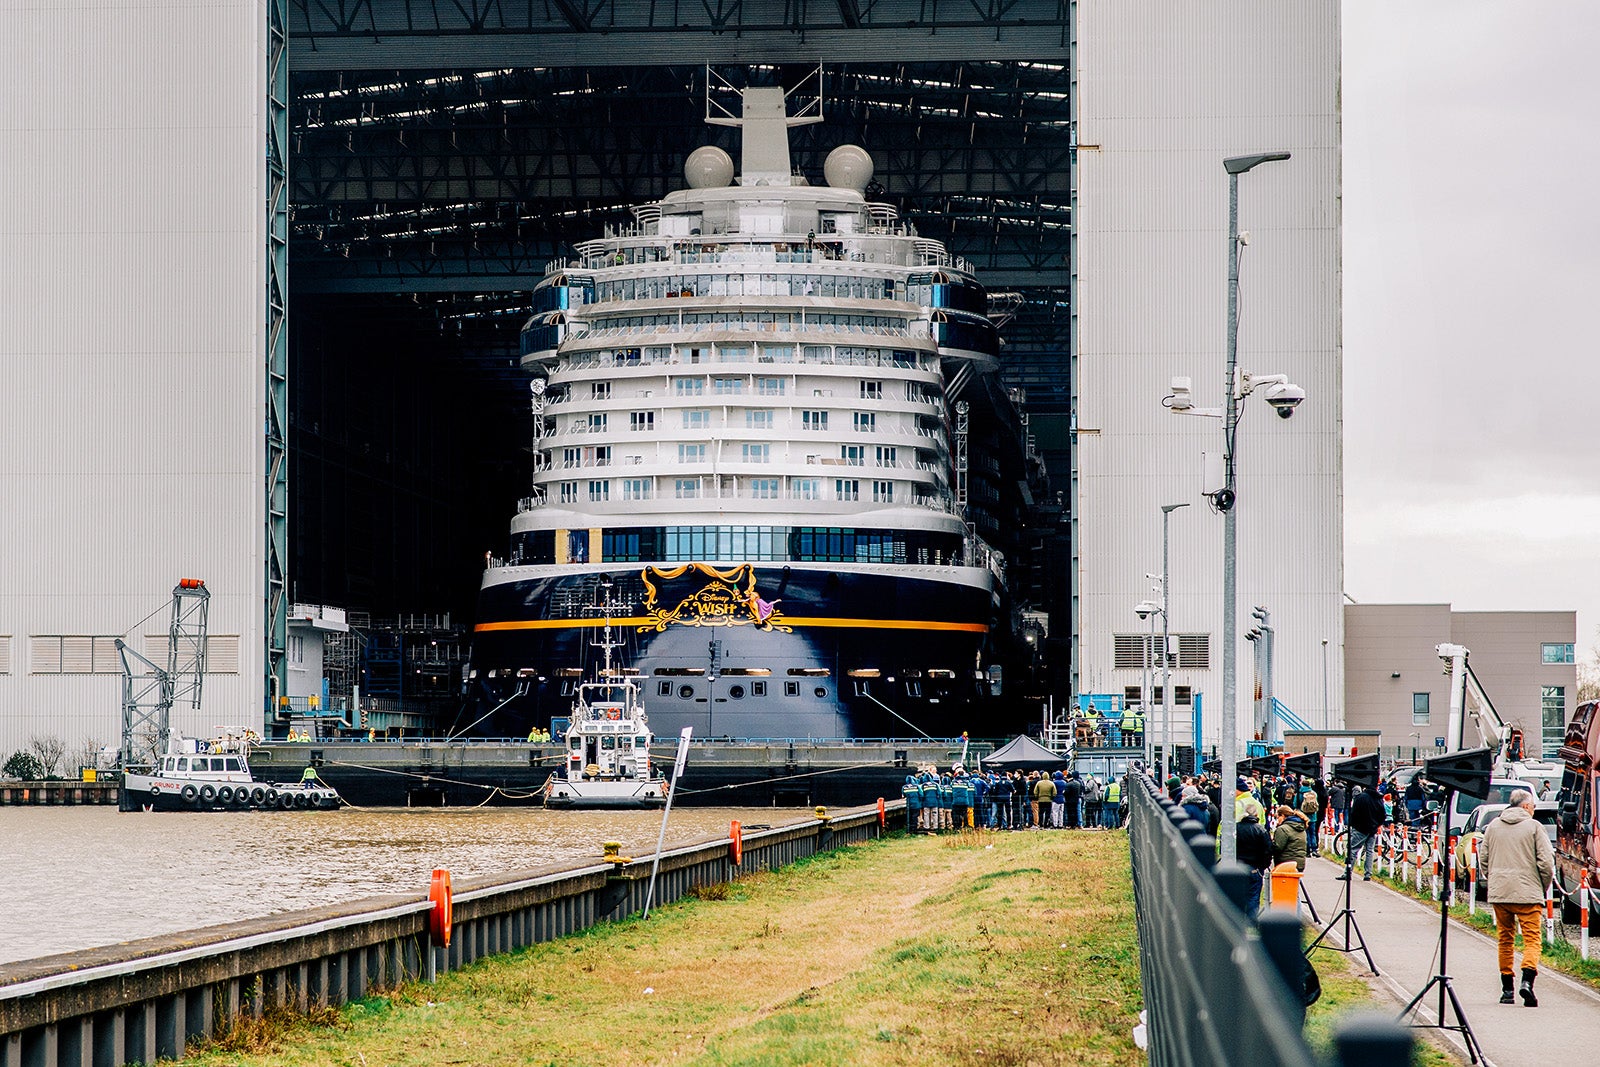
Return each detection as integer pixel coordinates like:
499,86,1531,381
474,617,988,634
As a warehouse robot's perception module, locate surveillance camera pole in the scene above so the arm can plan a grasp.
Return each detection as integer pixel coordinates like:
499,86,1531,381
1217,151,1289,865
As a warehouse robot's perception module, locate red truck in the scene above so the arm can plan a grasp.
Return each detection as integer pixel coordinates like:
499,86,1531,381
1555,700,1600,930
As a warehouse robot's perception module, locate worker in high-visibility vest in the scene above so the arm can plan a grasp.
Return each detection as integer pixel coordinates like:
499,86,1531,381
1106,778,1123,828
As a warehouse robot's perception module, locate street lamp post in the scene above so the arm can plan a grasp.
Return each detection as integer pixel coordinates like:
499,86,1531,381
1160,503,1190,778
1218,152,1290,865
1135,599,1164,774
1321,638,1330,730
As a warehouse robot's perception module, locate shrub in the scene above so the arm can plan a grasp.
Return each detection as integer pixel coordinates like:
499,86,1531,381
3,751,45,781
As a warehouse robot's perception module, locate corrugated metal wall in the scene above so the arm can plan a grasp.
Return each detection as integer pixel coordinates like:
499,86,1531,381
1074,2,1345,741
0,2,264,757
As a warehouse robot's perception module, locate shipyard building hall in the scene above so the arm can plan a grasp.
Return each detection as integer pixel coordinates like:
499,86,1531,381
0,3,1339,770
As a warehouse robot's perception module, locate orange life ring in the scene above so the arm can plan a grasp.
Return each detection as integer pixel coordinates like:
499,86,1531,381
428,868,453,948
877,797,887,827
729,820,743,866
605,708,622,721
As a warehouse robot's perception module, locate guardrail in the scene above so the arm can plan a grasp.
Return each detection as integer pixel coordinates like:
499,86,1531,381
1,803,902,1067
1127,776,1412,1066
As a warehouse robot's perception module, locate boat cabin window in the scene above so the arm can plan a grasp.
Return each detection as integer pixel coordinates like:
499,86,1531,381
601,737,617,750
620,737,633,749
178,758,191,771
636,736,648,746
570,737,582,750
163,757,174,772
224,758,240,771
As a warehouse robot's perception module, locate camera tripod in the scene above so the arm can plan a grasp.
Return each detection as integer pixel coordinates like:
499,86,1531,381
1396,787,1483,1065
1304,824,1377,973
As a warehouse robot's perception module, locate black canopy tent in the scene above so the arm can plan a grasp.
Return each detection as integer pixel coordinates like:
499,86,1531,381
982,735,1073,771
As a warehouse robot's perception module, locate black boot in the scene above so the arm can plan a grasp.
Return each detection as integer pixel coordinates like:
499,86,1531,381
1499,973,1515,1004
1520,968,1538,1007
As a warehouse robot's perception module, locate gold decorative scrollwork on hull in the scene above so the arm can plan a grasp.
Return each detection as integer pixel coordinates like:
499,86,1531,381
637,563,792,633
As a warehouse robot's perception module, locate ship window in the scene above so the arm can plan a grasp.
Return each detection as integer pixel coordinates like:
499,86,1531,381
728,685,745,699
629,411,654,431
814,687,828,699
741,444,770,464
658,681,671,696
602,737,616,750
225,758,240,771
636,736,648,745
853,412,876,432
756,377,786,395
752,681,767,697
571,736,582,749
683,410,710,429
802,410,828,431
620,737,633,748
178,758,191,771
860,380,882,400
678,685,695,699
785,681,800,697
746,409,772,429
679,444,707,463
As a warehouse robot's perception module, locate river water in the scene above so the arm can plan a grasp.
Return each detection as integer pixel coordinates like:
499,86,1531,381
1,804,782,968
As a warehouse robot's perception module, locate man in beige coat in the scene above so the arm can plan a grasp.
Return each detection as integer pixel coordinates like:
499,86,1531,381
1480,789,1555,1006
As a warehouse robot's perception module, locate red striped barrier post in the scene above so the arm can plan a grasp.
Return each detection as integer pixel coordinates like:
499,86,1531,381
1546,884,1556,945
1581,870,1591,961
1467,837,1478,917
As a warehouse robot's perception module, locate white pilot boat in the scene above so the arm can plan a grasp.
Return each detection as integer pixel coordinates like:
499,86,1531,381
544,592,669,809
120,731,342,812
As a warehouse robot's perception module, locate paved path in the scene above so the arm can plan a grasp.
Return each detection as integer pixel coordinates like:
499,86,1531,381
1298,853,1600,1066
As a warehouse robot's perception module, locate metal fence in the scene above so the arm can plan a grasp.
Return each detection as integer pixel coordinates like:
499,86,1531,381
1128,776,1412,1067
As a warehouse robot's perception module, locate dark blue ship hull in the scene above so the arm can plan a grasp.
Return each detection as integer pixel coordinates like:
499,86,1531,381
465,562,1016,740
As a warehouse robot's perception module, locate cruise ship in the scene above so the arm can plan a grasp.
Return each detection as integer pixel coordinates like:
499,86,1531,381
465,74,1043,742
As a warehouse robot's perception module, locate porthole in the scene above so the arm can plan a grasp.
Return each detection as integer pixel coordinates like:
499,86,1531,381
678,685,695,699
814,686,828,698
728,685,746,699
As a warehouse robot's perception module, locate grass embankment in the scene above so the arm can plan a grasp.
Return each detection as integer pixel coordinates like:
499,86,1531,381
1304,946,1453,1066
186,830,1145,1067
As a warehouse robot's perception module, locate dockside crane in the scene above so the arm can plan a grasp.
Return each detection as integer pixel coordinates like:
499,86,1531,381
1436,642,1562,780
117,579,210,771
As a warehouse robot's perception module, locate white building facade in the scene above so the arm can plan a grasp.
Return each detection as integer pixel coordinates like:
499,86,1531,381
1072,3,1345,751
0,2,267,758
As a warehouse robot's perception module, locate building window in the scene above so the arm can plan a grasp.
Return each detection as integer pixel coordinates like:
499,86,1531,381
673,377,705,396
712,377,744,395
746,409,772,429
29,635,121,674
793,479,820,500
591,382,611,399
623,479,651,501
853,411,876,432
584,446,610,467
1542,642,1575,664
751,479,780,499
872,480,894,502
289,633,305,666
741,443,770,464
682,410,710,430
756,377,785,396
560,482,578,504
860,380,882,400
630,411,654,431
1412,692,1430,725
1542,685,1567,757
875,446,897,467
802,410,828,431
562,447,580,469
587,480,609,502
587,413,607,432
674,479,699,499
835,479,860,502
678,444,706,463
840,445,864,466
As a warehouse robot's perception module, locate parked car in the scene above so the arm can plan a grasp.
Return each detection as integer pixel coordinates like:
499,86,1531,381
1455,800,1557,898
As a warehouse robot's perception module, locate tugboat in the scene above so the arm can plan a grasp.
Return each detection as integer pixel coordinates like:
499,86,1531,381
545,588,669,809
120,731,343,812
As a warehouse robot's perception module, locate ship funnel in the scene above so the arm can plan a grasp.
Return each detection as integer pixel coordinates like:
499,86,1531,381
705,65,823,187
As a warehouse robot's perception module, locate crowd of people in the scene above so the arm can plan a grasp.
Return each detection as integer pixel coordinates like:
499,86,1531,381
901,765,1127,831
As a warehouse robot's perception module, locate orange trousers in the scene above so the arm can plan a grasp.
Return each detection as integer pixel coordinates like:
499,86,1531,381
1492,902,1543,974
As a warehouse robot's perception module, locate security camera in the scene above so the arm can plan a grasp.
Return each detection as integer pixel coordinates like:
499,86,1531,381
1134,600,1160,621
1263,381,1305,419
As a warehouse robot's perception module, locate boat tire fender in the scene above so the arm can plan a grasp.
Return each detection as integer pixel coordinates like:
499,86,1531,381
199,785,217,804
294,792,309,809
251,786,267,805
279,792,295,810
181,784,199,803
217,786,234,804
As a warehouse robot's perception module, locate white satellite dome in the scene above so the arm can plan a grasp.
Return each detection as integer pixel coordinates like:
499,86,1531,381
684,145,735,189
823,144,874,192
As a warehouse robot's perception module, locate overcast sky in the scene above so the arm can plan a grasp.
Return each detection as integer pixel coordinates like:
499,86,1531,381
1342,1,1599,655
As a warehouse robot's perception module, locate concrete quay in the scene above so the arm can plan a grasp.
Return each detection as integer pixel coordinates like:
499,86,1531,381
1300,853,1600,1066
1,802,898,1067
0,782,118,806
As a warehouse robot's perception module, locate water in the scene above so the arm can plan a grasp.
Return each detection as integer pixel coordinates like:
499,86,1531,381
0,804,780,968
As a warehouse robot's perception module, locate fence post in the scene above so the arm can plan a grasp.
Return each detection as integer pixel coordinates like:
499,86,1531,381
1332,1012,1414,1067
1187,832,1216,874
1214,860,1254,917
1257,911,1306,1028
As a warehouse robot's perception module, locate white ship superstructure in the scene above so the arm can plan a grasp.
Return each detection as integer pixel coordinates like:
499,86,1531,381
469,75,1026,741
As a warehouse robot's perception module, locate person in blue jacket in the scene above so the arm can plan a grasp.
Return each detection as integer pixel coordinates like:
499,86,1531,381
970,770,989,828
903,774,922,833
951,767,971,830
